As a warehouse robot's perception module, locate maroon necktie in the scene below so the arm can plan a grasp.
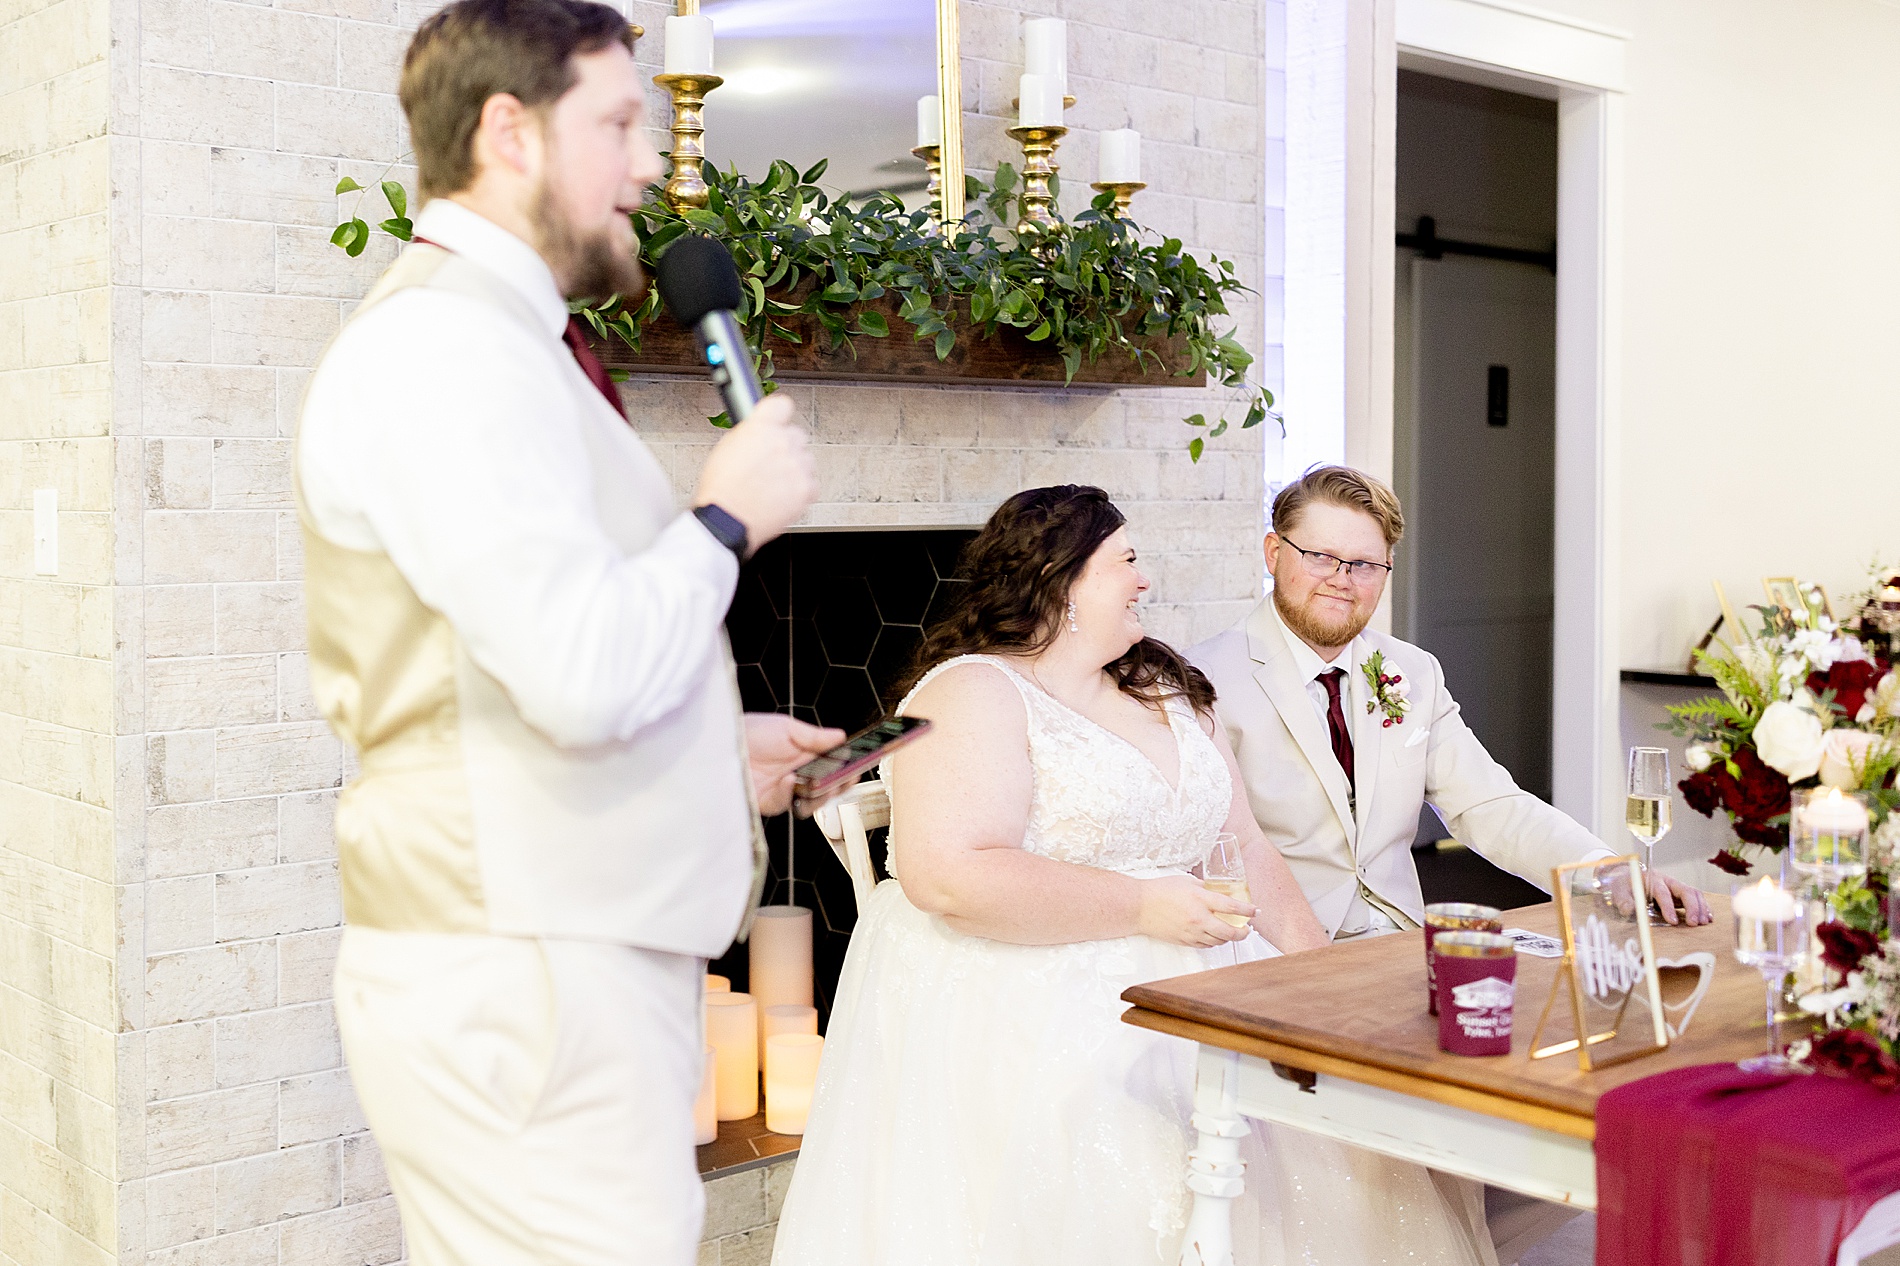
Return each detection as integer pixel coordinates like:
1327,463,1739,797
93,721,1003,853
412,234,627,422
562,316,628,420
1319,667,1356,794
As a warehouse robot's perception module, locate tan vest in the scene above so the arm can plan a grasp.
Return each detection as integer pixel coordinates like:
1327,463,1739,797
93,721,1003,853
297,245,766,956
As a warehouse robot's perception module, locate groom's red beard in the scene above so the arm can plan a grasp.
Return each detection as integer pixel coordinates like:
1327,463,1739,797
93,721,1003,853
531,181,643,305
1274,586,1373,652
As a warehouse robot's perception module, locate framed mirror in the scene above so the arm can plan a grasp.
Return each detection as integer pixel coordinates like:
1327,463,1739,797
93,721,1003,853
693,0,964,222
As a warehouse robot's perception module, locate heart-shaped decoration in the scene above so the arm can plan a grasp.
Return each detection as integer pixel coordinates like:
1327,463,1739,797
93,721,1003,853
1654,953,1715,1038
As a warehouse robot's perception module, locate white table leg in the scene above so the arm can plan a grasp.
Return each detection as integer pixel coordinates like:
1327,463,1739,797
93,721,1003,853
1181,1046,1251,1266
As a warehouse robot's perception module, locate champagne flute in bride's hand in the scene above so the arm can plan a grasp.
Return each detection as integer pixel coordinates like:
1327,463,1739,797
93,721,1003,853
1202,833,1251,964
1626,747,1673,917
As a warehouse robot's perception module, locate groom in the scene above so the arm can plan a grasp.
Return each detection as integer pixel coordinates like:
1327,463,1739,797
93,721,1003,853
1189,465,1710,941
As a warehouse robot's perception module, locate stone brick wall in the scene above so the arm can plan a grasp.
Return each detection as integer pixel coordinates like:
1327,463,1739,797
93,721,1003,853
2,0,1283,1260
0,0,118,1257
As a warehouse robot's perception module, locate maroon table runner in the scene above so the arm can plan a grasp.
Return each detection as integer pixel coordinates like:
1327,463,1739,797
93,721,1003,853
1596,1062,1900,1266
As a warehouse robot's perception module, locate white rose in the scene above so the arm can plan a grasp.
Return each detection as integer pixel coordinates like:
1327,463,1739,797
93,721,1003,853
1859,671,1900,725
1818,728,1885,791
1753,700,1825,781
1684,741,1718,773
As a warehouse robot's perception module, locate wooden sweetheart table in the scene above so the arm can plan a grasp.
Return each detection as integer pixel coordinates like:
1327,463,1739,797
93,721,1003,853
1121,897,1766,1265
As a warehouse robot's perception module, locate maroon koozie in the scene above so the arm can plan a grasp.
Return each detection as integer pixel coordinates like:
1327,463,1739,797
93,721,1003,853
1434,938,1517,1056
1423,903,1501,1016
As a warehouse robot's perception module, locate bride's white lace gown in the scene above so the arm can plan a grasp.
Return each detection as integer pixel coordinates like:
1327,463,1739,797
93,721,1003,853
772,656,1493,1266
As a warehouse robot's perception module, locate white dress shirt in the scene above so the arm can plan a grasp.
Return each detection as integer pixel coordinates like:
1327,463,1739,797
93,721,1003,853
300,200,738,749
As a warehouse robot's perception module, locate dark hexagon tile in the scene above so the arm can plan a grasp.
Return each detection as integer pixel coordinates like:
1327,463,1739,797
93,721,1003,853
813,666,881,734
921,576,969,630
866,626,925,712
813,575,879,668
869,554,938,625
733,663,779,714
727,571,779,664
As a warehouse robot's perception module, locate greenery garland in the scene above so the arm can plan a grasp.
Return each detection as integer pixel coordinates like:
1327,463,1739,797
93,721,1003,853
332,160,1275,459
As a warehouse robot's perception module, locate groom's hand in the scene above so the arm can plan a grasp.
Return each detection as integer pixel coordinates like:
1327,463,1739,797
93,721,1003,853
1646,870,1713,926
744,713,846,817
1137,876,1254,948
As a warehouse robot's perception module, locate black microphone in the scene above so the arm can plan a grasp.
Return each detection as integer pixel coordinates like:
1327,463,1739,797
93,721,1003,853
655,235,765,423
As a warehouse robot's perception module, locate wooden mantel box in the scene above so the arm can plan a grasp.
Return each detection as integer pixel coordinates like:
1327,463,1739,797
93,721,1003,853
591,296,1209,390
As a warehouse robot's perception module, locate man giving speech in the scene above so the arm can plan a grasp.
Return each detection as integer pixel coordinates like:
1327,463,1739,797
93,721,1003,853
295,2,838,1261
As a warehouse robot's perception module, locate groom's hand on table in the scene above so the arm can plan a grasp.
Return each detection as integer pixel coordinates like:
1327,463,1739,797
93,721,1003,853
1138,876,1255,949
1646,870,1713,926
745,714,846,817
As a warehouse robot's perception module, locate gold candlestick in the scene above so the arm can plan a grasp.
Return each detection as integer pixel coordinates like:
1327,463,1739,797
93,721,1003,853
654,72,722,211
1089,180,1146,219
910,143,942,224
1006,123,1067,235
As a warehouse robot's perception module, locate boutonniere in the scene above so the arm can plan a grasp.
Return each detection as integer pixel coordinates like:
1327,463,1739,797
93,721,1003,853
1363,651,1411,728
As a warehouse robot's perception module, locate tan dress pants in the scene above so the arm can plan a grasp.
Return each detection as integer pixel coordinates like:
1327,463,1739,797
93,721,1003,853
335,926,705,1266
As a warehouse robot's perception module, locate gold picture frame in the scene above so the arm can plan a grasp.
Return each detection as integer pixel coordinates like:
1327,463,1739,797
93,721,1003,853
1763,576,1803,617
1528,856,1670,1070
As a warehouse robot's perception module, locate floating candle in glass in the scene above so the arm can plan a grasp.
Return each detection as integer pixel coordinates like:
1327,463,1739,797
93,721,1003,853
705,991,758,1120
764,1034,824,1135
1791,787,1869,886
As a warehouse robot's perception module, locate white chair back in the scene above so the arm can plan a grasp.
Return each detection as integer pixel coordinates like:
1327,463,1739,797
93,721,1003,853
812,778,890,912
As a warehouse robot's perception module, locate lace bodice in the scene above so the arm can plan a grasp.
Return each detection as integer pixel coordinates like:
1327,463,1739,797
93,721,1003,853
882,654,1233,876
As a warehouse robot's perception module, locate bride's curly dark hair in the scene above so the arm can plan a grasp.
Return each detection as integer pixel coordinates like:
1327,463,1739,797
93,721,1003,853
896,485,1217,717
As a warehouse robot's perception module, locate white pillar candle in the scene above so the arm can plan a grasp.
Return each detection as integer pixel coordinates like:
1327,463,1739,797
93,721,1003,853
764,1034,824,1135
748,905,813,1014
1023,18,1067,95
1099,128,1141,183
704,973,729,993
705,991,758,1120
663,14,714,75
693,1045,717,1145
760,1003,818,1072
1018,73,1063,128
917,94,942,147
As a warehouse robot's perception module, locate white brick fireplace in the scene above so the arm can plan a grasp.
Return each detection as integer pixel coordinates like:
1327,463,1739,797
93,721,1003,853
0,0,1285,1259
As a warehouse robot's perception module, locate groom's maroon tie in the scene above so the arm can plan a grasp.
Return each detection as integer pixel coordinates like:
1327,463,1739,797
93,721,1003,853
1319,667,1356,794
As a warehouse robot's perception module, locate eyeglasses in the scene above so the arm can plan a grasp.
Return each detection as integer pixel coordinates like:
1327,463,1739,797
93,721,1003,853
1280,537,1393,586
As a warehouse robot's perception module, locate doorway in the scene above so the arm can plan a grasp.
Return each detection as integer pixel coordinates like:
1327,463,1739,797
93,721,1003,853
1392,71,1559,801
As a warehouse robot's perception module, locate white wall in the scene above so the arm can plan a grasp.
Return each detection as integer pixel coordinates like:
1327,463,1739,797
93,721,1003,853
1520,0,1900,666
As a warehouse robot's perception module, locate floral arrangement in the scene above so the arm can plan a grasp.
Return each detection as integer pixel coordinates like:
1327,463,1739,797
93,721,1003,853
1667,592,1899,873
1667,587,1900,1086
1361,651,1410,727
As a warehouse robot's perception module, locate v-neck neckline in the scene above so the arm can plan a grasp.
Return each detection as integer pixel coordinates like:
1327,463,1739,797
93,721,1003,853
995,658,1187,794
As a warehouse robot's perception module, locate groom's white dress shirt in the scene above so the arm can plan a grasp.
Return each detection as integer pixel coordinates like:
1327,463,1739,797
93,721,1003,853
1190,596,1611,940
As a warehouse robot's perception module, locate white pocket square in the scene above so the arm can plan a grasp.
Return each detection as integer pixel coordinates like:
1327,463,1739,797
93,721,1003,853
1403,725,1430,749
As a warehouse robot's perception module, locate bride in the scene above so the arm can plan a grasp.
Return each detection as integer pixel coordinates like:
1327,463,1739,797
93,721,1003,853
772,486,1494,1266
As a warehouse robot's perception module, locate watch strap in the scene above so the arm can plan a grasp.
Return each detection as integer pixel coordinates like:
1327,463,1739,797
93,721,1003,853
692,503,749,560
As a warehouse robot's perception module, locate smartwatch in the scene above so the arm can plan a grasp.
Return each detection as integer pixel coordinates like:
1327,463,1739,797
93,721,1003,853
692,503,749,561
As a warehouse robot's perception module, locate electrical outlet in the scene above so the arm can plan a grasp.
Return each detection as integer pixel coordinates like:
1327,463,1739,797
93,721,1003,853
33,489,58,576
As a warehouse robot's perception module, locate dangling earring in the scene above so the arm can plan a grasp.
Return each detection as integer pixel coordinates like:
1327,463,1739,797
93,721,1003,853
1067,599,1079,634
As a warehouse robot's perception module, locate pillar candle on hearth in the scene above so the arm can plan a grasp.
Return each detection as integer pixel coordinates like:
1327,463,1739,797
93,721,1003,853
705,991,758,1120
1099,129,1141,183
704,973,729,993
917,94,942,147
764,1034,824,1135
748,905,813,1014
693,1045,717,1144
663,14,714,75
761,1003,818,1071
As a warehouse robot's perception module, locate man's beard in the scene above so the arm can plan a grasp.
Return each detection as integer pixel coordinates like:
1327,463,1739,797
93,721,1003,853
531,180,642,304
1274,586,1372,651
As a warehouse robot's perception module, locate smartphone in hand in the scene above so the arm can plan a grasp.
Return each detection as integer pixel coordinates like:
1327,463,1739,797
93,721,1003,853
793,716,932,809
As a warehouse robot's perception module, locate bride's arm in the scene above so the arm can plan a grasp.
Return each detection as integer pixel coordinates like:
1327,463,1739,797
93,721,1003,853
1202,713,1332,954
891,662,1251,948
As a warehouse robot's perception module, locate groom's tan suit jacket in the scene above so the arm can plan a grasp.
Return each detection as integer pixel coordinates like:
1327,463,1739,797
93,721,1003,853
1189,597,1607,940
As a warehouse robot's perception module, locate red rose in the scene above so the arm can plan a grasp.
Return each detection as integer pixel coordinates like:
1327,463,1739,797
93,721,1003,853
1807,659,1888,723
1716,747,1792,847
1709,849,1753,876
1680,770,1725,818
1805,1029,1900,1091
1817,922,1881,976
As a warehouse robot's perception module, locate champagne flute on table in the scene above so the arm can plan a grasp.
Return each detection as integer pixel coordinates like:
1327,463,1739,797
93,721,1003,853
1203,832,1249,965
1626,747,1673,917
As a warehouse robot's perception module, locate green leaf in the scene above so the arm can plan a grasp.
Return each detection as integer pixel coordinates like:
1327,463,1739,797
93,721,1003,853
1208,419,1228,438
330,218,370,257
1026,319,1051,341
933,328,955,360
381,180,407,219
334,176,363,195
378,216,413,241
800,158,829,184
1184,413,1206,428
854,310,889,337
1188,437,1205,462
709,411,734,429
